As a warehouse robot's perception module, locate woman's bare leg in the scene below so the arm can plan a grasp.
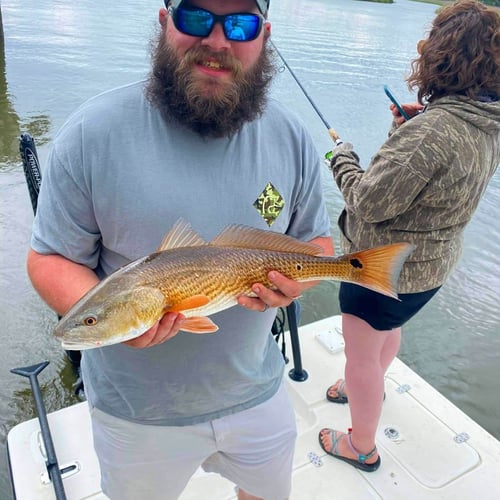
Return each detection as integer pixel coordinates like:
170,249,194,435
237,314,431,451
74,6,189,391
321,314,400,461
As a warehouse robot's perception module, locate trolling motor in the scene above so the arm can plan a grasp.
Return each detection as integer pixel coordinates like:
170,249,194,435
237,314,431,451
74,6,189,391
19,133,42,213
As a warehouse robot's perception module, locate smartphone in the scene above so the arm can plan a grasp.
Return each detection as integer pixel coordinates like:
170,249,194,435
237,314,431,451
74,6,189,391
384,85,410,121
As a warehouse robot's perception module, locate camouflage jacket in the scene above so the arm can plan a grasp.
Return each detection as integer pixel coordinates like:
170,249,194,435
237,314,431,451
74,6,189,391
330,95,500,293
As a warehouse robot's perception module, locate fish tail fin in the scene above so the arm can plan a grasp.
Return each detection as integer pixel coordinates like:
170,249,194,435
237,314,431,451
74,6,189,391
346,242,415,299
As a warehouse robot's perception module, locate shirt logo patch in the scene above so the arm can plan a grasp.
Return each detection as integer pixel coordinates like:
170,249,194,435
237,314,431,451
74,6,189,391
253,182,285,227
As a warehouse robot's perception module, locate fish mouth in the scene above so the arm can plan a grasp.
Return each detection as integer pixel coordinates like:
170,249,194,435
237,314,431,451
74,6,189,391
61,340,101,351
59,328,147,351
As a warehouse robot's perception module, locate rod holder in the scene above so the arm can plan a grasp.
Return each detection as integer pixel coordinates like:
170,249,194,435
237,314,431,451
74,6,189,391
286,302,308,382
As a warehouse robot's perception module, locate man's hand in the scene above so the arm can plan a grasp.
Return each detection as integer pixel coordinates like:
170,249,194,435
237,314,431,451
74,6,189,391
237,271,316,312
124,312,185,348
238,235,333,312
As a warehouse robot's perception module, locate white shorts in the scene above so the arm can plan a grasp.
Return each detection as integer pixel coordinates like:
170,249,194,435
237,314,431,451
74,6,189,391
90,382,297,500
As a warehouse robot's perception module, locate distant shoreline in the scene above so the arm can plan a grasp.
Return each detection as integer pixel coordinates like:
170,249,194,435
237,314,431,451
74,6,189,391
362,0,499,10
412,0,500,13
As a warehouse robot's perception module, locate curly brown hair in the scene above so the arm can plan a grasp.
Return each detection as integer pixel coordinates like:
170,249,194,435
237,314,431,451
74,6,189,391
407,0,500,103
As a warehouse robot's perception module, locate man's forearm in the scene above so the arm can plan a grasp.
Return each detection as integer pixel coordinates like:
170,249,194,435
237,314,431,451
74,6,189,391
27,249,99,316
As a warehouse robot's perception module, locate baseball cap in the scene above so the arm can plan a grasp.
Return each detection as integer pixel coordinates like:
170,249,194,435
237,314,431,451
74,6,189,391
169,1,270,15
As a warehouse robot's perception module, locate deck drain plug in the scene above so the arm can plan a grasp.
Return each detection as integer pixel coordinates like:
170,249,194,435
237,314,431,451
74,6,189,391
384,427,400,440
308,451,323,467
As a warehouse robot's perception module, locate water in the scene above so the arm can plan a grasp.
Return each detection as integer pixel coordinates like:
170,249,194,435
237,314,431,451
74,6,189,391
1,0,499,494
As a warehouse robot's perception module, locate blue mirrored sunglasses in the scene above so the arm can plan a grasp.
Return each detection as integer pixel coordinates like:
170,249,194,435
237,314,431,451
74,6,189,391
168,6,264,42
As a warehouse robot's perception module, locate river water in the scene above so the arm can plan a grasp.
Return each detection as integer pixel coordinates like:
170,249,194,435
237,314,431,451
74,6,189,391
1,0,499,495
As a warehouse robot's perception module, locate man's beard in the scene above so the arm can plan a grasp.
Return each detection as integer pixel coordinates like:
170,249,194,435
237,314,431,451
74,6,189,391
145,30,276,138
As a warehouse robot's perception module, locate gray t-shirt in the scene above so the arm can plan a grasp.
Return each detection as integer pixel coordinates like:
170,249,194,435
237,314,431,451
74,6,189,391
32,81,331,425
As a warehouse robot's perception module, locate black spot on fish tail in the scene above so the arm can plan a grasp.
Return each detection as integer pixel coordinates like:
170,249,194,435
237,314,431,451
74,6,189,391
350,258,363,269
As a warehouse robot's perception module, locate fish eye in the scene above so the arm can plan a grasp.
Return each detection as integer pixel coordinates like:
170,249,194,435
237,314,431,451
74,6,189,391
83,315,98,326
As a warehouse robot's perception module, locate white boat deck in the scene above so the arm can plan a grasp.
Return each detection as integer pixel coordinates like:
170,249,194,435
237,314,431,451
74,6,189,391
8,316,500,499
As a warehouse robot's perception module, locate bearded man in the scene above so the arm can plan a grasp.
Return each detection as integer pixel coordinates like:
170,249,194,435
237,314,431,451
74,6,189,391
27,1,333,498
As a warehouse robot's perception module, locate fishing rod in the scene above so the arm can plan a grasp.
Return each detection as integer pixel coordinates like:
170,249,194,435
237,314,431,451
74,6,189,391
11,362,68,500
271,40,343,146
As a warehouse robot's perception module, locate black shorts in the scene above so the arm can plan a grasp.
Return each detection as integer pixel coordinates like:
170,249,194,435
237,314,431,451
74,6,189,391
339,282,441,331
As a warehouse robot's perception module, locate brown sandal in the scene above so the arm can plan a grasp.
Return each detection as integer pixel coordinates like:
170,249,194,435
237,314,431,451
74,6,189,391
325,379,348,404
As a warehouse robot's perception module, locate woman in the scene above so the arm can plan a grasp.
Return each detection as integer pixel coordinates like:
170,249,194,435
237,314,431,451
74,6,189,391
319,0,500,472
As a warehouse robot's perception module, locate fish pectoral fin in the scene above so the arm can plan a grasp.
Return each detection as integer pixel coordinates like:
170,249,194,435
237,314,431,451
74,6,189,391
180,317,219,334
168,295,211,313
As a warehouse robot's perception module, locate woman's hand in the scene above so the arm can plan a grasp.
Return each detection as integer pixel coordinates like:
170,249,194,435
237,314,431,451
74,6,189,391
390,102,424,126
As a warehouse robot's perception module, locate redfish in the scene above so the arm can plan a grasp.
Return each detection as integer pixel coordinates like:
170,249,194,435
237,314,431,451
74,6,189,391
54,219,414,350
